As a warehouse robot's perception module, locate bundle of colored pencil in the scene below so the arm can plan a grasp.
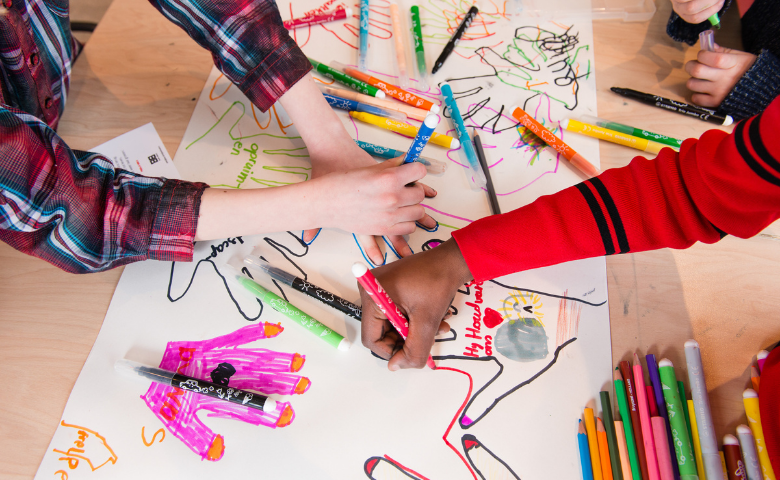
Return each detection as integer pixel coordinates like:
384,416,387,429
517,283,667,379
578,343,777,480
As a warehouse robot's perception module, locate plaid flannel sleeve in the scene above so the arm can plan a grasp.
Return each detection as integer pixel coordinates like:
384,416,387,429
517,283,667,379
149,0,312,112
0,106,208,273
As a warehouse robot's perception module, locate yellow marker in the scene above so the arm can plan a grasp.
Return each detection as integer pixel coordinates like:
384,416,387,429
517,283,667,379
744,389,777,480
688,400,708,480
584,408,604,480
562,119,667,155
349,111,460,149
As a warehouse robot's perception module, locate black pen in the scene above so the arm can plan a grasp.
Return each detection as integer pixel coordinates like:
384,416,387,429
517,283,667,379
472,128,500,215
611,87,733,126
115,359,278,412
431,5,479,74
244,256,362,321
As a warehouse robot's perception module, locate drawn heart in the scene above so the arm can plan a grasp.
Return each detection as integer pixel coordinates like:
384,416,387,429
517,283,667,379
484,308,503,328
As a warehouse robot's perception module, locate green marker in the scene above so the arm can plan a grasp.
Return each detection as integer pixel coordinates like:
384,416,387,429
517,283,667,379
678,379,696,467
708,13,720,30
308,57,385,98
229,267,350,351
580,115,683,150
659,359,699,480
409,6,429,89
614,369,643,480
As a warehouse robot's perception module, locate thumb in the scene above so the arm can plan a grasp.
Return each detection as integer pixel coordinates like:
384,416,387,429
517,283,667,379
373,155,406,170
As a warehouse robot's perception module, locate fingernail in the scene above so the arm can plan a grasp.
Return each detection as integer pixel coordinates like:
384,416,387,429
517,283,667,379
389,363,400,371
431,188,437,196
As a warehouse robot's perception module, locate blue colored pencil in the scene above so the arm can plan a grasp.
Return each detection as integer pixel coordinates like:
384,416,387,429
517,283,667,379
579,419,595,480
647,354,681,480
358,0,370,71
440,82,486,187
403,113,439,164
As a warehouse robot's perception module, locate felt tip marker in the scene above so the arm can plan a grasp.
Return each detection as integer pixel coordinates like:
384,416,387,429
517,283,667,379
331,61,439,112
431,4,479,74
708,13,720,30
562,118,667,155
309,57,385,98
352,262,436,369
403,113,439,163
349,111,459,149
389,1,410,88
409,6,429,89
354,139,447,174
322,93,405,121
317,84,429,121
115,359,278,413
359,0,370,71
283,6,352,30
611,87,733,126
699,29,716,51
244,256,362,321
442,82,486,188
579,115,683,149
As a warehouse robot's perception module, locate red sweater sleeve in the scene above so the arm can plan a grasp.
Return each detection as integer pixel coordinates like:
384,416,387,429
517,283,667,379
452,96,780,282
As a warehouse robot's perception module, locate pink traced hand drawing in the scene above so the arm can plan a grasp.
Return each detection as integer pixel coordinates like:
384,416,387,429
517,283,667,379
141,322,311,461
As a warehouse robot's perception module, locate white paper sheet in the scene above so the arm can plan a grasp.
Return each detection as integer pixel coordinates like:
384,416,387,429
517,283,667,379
36,2,612,479
91,123,180,179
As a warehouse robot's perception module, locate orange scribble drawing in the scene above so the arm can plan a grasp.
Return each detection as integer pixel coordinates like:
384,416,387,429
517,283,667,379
52,420,117,472
54,470,68,479
141,426,166,446
209,73,232,100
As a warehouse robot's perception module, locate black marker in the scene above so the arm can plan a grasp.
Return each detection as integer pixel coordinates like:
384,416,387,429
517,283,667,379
472,128,500,215
115,359,277,412
611,87,733,126
244,256,362,321
431,4,479,74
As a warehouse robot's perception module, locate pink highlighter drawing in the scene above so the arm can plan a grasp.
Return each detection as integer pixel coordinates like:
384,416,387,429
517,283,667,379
129,322,310,461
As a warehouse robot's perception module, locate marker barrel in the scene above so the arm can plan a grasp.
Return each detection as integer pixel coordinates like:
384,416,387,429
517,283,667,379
659,361,698,478
317,84,429,121
403,113,439,163
441,83,486,188
359,0,370,71
284,6,351,30
685,340,725,480
389,2,409,88
334,61,437,111
579,115,682,149
410,6,428,88
310,57,384,98
322,93,405,121
432,5,478,74
349,111,458,149
355,139,446,174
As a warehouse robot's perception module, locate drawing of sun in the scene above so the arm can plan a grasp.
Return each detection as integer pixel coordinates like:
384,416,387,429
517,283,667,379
498,290,544,326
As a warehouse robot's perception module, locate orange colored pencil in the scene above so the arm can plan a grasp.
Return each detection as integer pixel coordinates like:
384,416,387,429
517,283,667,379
751,365,760,393
510,105,600,178
332,61,438,112
597,418,615,480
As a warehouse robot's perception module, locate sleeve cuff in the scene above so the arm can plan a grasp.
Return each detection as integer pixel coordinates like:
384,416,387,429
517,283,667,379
147,179,208,263
720,50,780,121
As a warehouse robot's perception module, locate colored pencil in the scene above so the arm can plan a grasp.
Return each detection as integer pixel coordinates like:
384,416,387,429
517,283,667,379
601,391,624,480
472,128,500,214
647,354,680,480
688,400,707,480
722,435,746,480
736,424,763,480
349,111,459,149
743,389,776,480
510,105,600,178
685,340,724,480
653,417,675,480
750,366,760,393
581,420,596,480
585,408,605,480
757,350,769,373
615,421,635,480
615,369,643,480
598,418,615,480
621,361,650,480
633,354,661,480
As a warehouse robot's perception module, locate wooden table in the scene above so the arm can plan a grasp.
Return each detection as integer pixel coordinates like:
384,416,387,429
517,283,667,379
1,0,778,476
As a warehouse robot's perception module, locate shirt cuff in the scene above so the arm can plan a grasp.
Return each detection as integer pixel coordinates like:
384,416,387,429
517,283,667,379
720,50,780,121
147,179,208,263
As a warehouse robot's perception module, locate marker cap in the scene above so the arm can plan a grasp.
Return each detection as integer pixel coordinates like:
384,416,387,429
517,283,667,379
352,262,369,278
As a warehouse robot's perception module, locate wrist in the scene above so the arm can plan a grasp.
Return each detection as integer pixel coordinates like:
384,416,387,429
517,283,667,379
437,238,474,287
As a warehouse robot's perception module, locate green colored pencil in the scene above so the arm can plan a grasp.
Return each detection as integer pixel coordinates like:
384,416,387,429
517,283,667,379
601,391,624,480
614,369,642,480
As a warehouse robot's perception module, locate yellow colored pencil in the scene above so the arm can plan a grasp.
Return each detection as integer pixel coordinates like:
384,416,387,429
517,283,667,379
744,389,777,480
562,119,666,155
585,408,604,480
349,111,459,149
597,418,614,480
688,400,708,480
614,421,634,480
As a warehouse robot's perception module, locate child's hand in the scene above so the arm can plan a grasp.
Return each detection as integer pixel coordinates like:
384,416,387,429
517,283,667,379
670,0,725,25
685,45,757,108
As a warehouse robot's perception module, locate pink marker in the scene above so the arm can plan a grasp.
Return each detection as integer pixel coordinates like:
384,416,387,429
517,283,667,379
283,6,353,30
634,353,661,480
757,350,769,373
652,417,675,480
352,262,436,370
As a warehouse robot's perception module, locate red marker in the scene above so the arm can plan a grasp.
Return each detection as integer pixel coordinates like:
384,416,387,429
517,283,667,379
352,262,436,369
283,7,352,30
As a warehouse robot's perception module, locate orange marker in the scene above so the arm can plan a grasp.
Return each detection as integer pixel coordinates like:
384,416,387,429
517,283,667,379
331,61,439,112
510,105,600,178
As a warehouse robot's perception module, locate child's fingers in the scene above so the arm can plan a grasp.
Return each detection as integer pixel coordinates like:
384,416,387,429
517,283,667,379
386,235,413,257
685,59,722,81
419,182,437,198
697,50,737,69
302,228,320,244
357,234,386,266
686,77,718,95
394,161,428,186
691,92,721,108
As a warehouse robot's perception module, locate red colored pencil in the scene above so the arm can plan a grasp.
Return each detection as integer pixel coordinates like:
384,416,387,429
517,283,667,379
621,360,650,480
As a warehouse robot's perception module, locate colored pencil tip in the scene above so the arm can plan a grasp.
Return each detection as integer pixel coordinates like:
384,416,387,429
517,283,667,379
633,352,640,366
579,420,586,434
596,418,605,431
613,369,623,381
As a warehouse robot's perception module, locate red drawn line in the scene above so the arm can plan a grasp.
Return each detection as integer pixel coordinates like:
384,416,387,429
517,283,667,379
421,204,474,224
383,454,432,480
436,366,478,480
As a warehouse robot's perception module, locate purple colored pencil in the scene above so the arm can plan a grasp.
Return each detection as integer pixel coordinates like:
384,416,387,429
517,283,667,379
647,354,681,480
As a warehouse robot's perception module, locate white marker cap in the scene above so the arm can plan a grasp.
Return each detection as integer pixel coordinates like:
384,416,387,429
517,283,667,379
450,138,461,149
659,358,673,368
736,424,753,436
743,388,758,398
423,113,439,129
375,90,386,99
723,434,739,445
684,339,699,348
352,262,369,278
757,350,770,360
344,7,353,17
430,104,441,114
723,115,734,126
263,398,277,413
338,338,352,351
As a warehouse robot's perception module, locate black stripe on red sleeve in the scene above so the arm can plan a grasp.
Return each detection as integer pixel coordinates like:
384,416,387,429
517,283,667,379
589,177,630,254
575,182,615,255
747,112,780,177
734,116,780,187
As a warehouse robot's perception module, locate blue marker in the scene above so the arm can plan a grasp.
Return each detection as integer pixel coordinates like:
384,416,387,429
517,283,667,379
441,82,486,187
354,139,446,174
322,93,404,121
403,113,438,164
359,0,370,71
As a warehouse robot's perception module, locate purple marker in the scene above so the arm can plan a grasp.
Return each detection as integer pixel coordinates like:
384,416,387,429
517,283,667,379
403,113,439,164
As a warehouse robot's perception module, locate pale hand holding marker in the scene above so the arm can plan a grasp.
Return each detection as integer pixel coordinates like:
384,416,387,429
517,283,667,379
352,262,436,370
